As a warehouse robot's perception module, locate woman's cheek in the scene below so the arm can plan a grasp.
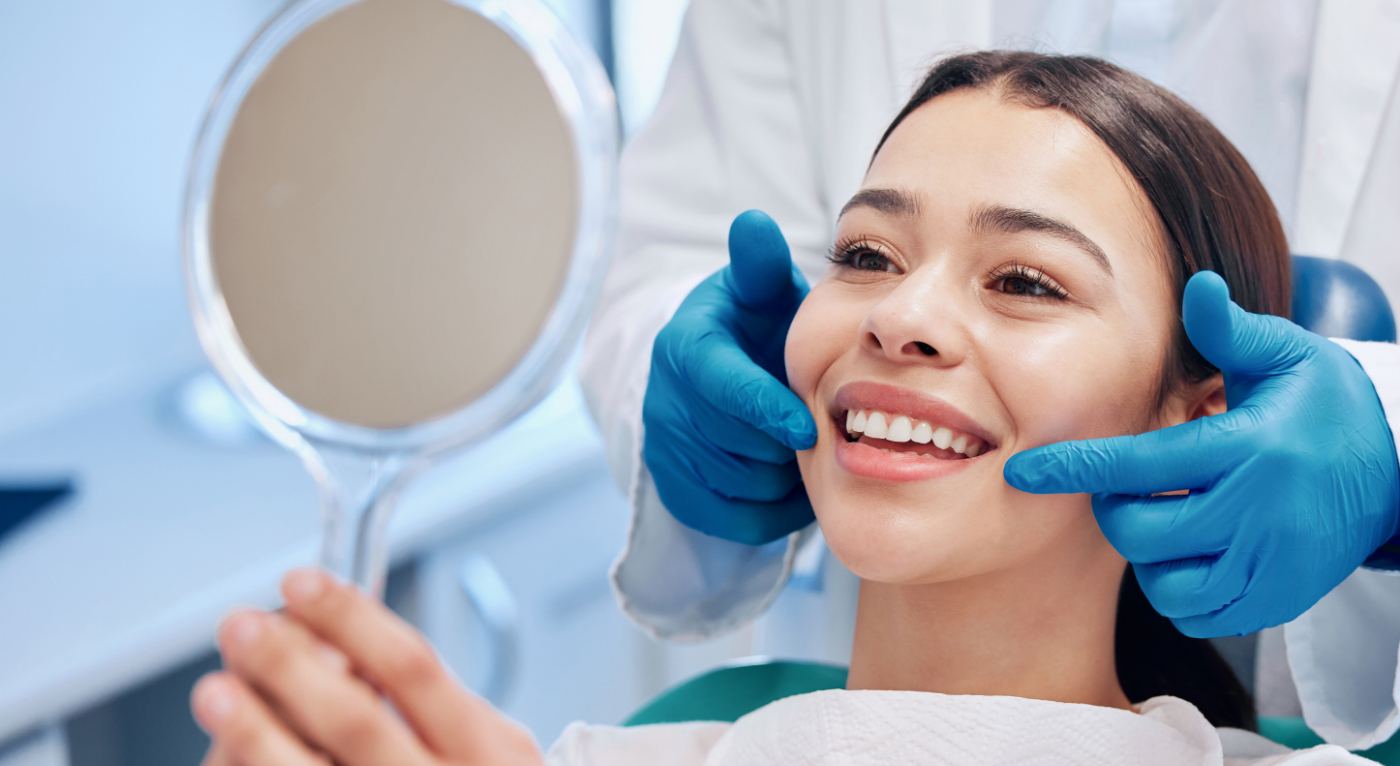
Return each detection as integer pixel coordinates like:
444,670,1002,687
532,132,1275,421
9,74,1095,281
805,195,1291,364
985,323,1162,448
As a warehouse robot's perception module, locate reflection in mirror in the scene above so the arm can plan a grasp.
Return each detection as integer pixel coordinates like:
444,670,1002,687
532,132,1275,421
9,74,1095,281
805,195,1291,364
186,0,617,595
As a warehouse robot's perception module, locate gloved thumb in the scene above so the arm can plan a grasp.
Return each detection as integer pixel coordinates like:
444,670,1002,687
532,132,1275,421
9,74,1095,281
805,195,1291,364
728,210,808,311
1183,270,1307,377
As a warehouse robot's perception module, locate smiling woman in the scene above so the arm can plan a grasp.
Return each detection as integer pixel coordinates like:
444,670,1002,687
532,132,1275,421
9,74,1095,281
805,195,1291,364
783,51,1326,761
191,52,1371,766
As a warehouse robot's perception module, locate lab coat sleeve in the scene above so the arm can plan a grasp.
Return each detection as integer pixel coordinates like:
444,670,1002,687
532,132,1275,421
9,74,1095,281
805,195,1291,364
1283,337,1400,750
577,0,831,640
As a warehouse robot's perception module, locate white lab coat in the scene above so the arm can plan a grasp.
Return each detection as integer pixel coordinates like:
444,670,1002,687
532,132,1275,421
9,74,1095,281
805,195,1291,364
579,0,1400,750
545,691,1375,765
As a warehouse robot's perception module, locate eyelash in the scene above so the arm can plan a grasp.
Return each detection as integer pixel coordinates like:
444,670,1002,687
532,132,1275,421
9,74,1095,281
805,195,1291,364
828,238,1069,301
985,262,1069,301
827,237,894,271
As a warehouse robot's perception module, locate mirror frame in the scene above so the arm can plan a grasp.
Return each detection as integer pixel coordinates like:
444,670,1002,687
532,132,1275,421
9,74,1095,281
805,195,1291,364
183,0,618,456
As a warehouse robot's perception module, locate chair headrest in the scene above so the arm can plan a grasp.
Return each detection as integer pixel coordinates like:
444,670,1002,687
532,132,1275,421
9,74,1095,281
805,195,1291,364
1291,255,1396,343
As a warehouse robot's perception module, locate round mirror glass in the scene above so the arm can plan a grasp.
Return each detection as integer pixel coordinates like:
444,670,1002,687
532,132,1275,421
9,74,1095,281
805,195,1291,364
184,0,617,594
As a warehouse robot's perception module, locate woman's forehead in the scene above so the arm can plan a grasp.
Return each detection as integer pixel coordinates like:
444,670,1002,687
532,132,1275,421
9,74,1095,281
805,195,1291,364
859,89,1164,269
869,90,1117,196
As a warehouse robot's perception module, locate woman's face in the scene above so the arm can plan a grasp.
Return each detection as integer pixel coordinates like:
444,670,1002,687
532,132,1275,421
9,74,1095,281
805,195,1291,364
787,88,1209,585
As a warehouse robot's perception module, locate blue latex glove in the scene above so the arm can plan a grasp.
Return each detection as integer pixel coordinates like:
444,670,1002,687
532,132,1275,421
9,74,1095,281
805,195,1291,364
1005,271,1400,637
643,210,817,544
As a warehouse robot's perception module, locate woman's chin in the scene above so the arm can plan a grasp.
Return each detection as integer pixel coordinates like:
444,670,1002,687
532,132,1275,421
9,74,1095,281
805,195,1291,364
803,451,1084,585
815,498,985,585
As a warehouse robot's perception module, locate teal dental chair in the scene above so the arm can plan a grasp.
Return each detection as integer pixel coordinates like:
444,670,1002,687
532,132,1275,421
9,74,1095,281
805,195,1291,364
623,256,1400,763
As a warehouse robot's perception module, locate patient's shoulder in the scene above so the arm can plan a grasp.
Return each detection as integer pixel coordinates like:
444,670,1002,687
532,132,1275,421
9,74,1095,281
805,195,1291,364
545,721,730,766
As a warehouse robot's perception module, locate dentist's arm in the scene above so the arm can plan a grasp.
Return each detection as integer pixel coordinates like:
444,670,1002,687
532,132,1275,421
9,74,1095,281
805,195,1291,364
580,0,830,639
1004,271,1400,638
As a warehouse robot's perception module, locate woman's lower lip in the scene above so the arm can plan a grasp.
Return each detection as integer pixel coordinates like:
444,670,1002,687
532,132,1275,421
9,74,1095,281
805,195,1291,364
834,438,983,482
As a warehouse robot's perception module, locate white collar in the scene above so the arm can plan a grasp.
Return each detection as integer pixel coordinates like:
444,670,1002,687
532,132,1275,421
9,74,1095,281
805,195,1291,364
701,689,1225,765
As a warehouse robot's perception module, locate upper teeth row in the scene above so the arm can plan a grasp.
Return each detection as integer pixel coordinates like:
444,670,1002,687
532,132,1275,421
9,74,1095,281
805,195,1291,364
846,409,986,457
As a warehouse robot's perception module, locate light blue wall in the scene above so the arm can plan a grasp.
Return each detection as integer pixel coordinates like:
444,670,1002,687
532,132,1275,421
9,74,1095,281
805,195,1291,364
0,0,617,439
0,2,283,437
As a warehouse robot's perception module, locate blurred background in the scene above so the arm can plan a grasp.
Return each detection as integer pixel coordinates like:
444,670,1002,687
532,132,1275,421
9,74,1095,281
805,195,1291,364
0,1,847,763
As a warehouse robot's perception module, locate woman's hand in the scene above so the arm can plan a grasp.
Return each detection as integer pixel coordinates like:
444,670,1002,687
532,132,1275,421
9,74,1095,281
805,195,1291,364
191,569,542,766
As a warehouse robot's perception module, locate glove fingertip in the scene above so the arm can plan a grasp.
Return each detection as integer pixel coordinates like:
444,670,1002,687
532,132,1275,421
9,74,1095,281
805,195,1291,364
728,210,796,309
731,208,777,232
1003,450,1059,493
1166,614,1215,640
785,420,818,451
770,410,817,451
1181,271,1233,357
1183,269,1306,374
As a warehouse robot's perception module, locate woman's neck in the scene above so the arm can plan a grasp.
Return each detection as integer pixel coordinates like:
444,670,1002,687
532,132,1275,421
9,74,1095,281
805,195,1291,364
845,538,1132,710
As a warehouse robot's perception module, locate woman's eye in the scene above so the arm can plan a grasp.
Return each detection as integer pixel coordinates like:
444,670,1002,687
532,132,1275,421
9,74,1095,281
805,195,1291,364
997,276,1049,296
987,265,1068,300
827,238,900,274
849,249,894,272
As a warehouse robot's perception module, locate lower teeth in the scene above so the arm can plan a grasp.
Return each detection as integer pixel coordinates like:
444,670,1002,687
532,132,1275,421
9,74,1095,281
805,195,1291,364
877,446,964,459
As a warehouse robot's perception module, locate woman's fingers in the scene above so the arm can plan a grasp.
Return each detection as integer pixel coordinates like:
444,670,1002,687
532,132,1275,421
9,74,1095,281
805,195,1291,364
192,673,329,766
199,740,237,766
280,569,539,763
217,609,435,766
202,739,258,766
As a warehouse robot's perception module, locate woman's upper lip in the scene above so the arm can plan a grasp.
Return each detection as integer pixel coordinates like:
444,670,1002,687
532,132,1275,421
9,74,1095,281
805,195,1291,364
832,381,999,448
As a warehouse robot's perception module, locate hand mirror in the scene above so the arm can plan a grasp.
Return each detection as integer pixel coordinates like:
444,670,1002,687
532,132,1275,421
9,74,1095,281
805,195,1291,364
183,0,617,596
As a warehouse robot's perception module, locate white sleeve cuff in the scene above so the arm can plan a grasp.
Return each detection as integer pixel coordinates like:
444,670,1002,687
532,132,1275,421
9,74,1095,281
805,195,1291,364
608,462,806,641
1286,567,1400,750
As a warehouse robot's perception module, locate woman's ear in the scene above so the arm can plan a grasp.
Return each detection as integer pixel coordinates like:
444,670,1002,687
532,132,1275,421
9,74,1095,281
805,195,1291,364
1184,373,1226,421
1158,373,1226,429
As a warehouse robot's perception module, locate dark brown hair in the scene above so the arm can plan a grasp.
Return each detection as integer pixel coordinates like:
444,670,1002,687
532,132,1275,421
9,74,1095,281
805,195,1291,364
875,51,1292,730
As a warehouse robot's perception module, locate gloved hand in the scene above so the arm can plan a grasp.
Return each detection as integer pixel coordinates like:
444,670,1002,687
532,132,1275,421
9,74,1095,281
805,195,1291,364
642,210,817,545
1004,270,1400,637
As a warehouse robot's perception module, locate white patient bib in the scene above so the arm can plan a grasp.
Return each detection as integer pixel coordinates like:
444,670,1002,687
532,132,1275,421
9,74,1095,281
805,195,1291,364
547,689,1375,765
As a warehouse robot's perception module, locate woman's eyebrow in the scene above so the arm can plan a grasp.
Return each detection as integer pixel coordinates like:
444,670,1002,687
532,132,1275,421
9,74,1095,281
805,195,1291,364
838,188,922,220
970,204,1114,277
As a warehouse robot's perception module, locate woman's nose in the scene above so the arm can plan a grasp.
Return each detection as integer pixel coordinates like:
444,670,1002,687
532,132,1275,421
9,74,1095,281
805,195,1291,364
859,274,966,366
